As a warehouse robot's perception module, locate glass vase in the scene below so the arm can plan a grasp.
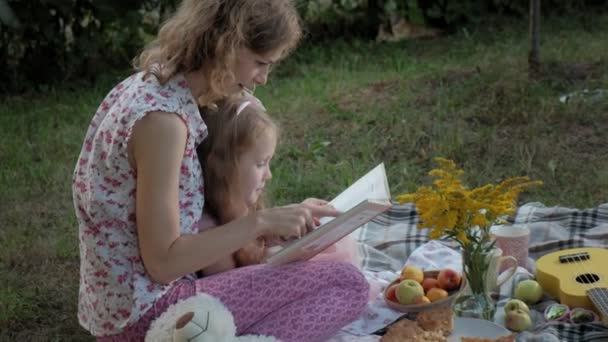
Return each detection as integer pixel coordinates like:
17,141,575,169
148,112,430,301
452,243,496,321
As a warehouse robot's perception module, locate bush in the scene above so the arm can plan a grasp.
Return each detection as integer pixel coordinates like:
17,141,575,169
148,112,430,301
0,0,153,93
414,0,606,29
1,0,606,93
294,0,608,41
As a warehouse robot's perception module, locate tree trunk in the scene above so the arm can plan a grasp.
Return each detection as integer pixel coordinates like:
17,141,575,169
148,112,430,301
528,0,541,79
367,0,385,40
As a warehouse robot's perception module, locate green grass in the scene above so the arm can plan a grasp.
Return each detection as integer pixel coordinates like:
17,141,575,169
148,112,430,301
2,13,608,340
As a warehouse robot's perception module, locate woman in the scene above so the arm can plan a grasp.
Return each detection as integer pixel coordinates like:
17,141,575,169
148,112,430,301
72,1,369,341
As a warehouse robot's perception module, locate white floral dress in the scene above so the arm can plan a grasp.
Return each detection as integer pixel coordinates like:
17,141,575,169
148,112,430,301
72,72,207,336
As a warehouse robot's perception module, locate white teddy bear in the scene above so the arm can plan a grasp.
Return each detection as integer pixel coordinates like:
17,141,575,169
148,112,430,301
145,293,280,342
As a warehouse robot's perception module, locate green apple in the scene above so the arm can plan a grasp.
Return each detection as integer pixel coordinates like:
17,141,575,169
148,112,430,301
514,280,543,304
505,309,532,332
396,279,424,305
504,298,530,314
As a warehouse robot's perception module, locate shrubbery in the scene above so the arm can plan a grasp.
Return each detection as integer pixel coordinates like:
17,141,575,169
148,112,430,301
0,0,604,93
1,0,163,93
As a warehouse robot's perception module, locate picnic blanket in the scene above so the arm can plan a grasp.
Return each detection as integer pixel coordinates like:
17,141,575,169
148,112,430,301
338,201,608,341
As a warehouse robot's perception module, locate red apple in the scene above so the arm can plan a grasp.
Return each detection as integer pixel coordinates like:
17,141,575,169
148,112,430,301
421,278,439,293
386,283,399,302
437,268,461,291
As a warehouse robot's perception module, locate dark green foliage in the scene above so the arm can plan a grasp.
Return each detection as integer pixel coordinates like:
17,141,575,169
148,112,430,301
416,0,606,30
0,0,157,93
297,0,608,38
1,0,606,93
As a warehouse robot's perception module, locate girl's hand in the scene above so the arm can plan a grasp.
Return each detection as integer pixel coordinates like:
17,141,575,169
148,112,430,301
234,237,266,266
253,200,341,240
301,198,341,226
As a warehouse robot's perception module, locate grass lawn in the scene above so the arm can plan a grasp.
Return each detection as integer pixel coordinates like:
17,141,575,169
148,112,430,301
1,13,607,341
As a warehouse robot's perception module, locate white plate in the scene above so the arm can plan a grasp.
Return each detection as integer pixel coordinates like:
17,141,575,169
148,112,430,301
448,317,512,341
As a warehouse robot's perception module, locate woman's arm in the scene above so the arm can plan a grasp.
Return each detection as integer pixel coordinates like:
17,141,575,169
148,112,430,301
199,256,237,276
198,212,237,276
130,112,340,284
131,112,259,284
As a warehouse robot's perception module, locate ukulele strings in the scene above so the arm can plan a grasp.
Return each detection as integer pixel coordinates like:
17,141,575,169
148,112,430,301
570,252,608,318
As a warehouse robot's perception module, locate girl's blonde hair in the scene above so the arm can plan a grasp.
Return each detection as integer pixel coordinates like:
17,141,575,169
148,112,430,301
198,96,279,224
134,0,302,106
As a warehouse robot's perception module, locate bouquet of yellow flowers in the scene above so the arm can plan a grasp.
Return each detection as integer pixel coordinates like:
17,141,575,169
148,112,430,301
396,157,542,248
396,157,542,320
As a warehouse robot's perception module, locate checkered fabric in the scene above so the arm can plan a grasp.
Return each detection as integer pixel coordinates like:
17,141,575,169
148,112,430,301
353,202,608,341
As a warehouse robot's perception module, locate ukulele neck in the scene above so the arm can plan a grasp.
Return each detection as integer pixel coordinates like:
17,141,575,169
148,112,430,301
587,288,608,323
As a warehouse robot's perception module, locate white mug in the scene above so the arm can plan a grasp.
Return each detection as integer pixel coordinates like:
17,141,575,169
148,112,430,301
486,248,518,293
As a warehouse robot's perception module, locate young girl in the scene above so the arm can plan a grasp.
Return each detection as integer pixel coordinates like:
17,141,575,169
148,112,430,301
198,96,365,274
73,1,369,341
197,96,279,274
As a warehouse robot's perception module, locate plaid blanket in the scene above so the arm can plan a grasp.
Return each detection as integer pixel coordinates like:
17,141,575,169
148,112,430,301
352,202,608,341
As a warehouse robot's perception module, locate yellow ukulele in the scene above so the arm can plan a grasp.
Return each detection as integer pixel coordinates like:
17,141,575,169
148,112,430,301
536,247,608,324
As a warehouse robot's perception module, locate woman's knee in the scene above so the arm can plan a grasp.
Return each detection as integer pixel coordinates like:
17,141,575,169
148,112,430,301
327,262,369,315
316,261,369,295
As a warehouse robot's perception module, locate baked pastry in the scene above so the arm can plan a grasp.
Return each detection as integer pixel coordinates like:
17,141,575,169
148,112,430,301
380,307,515,342
380,318,423,341
461,336,515,342
416,306,454,336
380,307,455,342
380,318,447,342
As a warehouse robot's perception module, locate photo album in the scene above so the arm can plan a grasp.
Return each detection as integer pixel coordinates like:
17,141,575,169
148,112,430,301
265,163,392,265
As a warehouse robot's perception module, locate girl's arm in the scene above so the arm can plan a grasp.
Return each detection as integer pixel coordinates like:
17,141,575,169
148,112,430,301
130,112,340,284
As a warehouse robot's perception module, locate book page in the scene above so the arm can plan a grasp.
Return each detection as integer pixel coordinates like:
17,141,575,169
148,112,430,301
320,163,391,225
264,163,393,265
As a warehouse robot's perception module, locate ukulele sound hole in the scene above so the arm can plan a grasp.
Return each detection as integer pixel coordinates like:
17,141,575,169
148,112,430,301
575,273,599,284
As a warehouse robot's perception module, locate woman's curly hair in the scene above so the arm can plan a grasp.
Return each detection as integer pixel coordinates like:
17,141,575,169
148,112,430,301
134,0,302,106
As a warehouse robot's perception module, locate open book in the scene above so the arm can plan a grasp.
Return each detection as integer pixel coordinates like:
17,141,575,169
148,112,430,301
265,163,392,265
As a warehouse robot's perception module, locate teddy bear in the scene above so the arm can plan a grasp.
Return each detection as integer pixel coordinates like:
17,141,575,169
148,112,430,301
145,293,280,342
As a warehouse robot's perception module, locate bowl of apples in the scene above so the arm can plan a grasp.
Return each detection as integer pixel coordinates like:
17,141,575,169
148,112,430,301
383,266,465,312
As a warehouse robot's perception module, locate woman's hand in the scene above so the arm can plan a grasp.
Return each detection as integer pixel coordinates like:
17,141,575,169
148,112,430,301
253,199,341,241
